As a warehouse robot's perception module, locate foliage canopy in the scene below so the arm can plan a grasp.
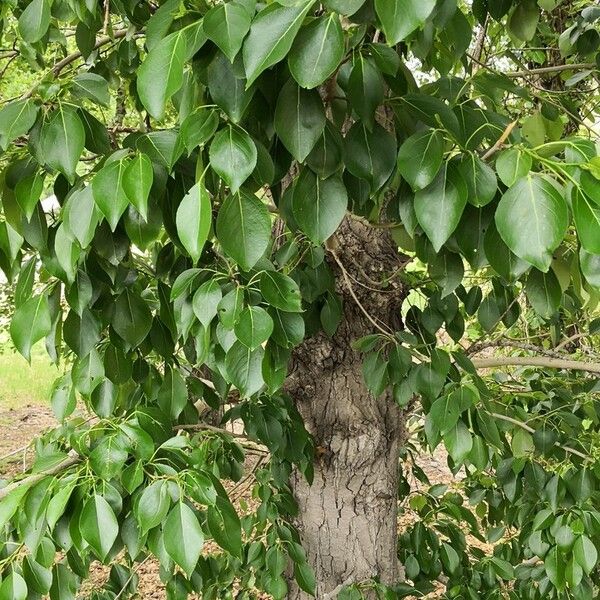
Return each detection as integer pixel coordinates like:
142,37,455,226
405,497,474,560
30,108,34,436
1,0,600,598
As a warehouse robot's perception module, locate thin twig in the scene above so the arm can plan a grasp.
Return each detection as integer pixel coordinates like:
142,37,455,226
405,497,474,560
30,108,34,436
491,412,587,460
466,339,569,360
328,247,394,337
0,455,80,501
482,120,518,160
505,63,595,78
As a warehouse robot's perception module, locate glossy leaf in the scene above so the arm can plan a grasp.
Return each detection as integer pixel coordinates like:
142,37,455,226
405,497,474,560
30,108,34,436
397,129,444,191
495,174,568,271
176,181,212,263
375,0,436,44
10,294,51,362
164,503,204,577
288,14,345,89
209,125,257,193
79,495,119,561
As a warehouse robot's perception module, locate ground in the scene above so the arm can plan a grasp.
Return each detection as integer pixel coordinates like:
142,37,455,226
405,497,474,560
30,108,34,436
0,343,457,598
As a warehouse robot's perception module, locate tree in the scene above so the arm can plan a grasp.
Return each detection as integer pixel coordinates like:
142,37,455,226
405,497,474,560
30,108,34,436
1,0,600,597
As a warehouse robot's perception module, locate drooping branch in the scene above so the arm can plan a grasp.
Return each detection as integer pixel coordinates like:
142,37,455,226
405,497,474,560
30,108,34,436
471,356,600,374
0,455,80,501
491,412,587,460
505,63,596,78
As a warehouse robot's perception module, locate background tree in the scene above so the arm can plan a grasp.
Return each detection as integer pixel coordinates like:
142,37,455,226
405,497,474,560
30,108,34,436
1,0,600,598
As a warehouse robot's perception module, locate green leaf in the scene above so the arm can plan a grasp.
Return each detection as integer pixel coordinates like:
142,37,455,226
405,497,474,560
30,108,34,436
79,495,119,561
92,159,130,231
136,481,170,533
158,366,188,419
193,279,222,327
274,80,326,162
23,556,52,595
344,122,397,191
484,222,530,282
181,108,220,153
495,174,568,271
0,99,39,151
580,249,600,288
123,153,153,221
573,190,600,254
206,496,242,557
260,271,303,312
216,190,270,271
112,290,153,348
15,171,44,221
225,340,265,396
208,52,255,124
525,268,562,318
397,129,444,191
415,163,468,252
347,55,383,127
496,148,532,187
235,306,274,349
209,125,257,193
63,186,99,249
375,0,436,44
288,14,345,89
444,420,473,463
324,0,365,15
292,170,347,244
176,180,212,263
71,73,111,107
137,28,187,119
242,1,315,87
306,121,343,178
574,535,598,575
0,572,27,600
40,105,85,183
511,428,534,458
203,1,252,62
508,0,540,42
440,542,460,575
164,503,204,577
294,561,316,595
10,294,51,362
18,0,50,43
457,153,498,207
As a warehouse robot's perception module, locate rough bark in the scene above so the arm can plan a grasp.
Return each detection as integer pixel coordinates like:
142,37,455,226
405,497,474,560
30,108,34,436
285,219,409,598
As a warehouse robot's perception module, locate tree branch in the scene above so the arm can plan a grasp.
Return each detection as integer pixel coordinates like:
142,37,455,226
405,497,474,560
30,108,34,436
505,63,596,78
0,455,80,501
491,412,587,460
175,423,269,455
471,356,600,374
482,120,518,160
466,339,569,360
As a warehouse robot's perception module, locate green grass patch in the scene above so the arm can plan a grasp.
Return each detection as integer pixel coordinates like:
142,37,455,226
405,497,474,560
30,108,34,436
0,342,58,410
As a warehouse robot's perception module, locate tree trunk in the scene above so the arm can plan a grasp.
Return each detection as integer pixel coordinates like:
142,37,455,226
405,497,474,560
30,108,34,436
286,220,408,598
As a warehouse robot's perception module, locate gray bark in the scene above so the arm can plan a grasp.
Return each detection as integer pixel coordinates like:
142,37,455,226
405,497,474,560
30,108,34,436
286,220,408,598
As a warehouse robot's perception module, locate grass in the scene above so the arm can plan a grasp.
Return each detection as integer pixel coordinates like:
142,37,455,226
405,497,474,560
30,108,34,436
0,341,59,410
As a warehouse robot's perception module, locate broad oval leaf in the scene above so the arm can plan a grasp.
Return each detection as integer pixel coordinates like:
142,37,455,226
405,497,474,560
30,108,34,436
274,80,326,162
344,122,397,191
123,153,153,221
137,28,186,119
288,14,345,89
495,174,568,272
216,190,270,271
92,159,130,231
40,105,85,183
234,306,274,349
176,180,212,263
112,290,153,348
209,125,257,193
397,129,444,191
375,0,436,44
414,163,468,253
225,340,265,396
525,268,562,318
0,572,27,600
573,190,600,254
292,169,347,244
79,494,119,561
0,99,39,151
457,153,498,207
496,147,532,187
260,271,303,312
193,279,223,327
206,496,243,557
242,1,315,87
18,0,50,43
203,1,252,62
164,503,204,577
10,294,51,362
